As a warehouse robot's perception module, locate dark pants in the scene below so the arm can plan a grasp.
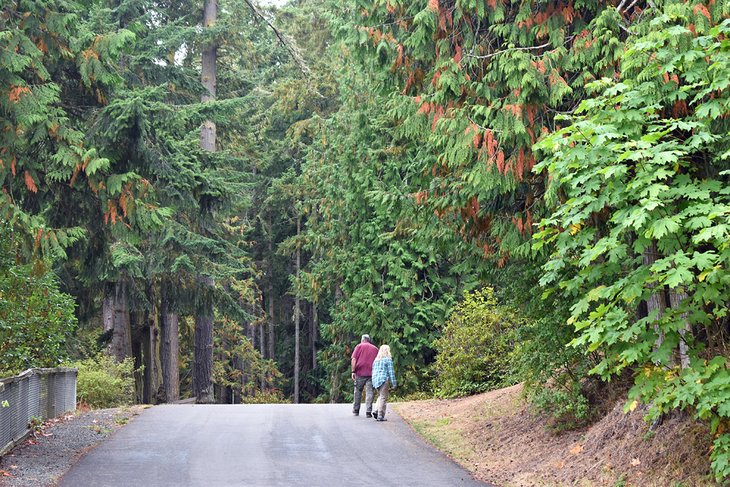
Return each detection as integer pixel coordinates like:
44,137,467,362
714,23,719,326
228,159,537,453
353,375,373,414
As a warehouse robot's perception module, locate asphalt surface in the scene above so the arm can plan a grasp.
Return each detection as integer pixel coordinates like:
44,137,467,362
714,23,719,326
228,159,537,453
57,403,488,487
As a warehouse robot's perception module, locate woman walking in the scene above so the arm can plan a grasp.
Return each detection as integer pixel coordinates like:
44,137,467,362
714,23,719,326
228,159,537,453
371,345,396,421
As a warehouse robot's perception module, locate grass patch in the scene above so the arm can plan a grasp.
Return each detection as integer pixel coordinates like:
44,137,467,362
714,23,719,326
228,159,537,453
114,416,130,426
409,418,472,462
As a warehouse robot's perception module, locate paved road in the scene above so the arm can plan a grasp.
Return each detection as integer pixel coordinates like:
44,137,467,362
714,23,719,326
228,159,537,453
58,404,488,486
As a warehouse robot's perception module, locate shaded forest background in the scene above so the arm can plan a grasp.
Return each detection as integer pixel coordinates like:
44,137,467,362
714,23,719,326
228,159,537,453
1,0,729,480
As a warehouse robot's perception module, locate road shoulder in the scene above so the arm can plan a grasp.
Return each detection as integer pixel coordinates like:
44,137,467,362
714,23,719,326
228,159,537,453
0,406,145,487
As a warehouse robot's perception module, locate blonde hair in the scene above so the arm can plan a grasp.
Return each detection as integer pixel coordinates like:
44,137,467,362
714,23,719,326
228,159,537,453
375,344,391,360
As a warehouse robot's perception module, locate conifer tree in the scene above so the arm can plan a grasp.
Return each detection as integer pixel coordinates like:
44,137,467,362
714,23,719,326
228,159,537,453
193,0,218,404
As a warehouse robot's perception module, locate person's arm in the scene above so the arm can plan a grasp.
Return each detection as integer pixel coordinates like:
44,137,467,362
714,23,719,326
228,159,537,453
351,356,357,380
389,360,396,388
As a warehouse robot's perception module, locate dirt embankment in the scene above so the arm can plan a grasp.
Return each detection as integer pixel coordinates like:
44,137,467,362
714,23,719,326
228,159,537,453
394,384,715,487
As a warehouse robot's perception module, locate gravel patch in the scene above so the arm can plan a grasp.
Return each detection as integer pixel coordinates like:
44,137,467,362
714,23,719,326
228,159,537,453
0,406,145,487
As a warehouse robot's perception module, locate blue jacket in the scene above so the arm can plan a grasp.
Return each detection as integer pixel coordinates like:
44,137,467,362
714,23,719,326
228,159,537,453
372,357,396,389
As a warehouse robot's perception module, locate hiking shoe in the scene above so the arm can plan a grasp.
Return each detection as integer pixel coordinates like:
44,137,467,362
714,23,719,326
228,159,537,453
377,417,387,422
372,412,378,420
353,410,359,416
366,412,372,418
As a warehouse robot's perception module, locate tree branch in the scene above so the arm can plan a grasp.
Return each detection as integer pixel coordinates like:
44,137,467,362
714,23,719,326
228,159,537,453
242,0,310,77
465,37,574,60
465,41,552,60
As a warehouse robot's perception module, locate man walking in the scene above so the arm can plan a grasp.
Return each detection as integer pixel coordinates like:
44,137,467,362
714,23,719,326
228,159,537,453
351,334,379,417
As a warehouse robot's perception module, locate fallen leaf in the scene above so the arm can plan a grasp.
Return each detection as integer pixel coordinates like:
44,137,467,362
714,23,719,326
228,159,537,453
569,444,583,455
631,458,641,466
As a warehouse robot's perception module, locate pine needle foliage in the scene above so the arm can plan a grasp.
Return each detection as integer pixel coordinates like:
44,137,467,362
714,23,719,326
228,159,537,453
295,56,485,396
338,0,626,259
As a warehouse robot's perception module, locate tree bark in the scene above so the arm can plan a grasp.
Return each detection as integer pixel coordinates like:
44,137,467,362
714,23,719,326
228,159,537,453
643,243,668,360
311,302,318,370
193,0,217,404
140,311,152,404
259,315,266,390
194,278,215,404
160,287,180,402
267,219,275,363
110,280,132,362
329,284,344,403
131,312,144,404
293,215,301,404
102,284,114,336
145,282,162,404
200,0,217,152
669,289,692,369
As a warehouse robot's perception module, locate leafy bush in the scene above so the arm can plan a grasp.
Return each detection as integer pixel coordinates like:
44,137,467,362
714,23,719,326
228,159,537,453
514,313,598,427
431,288,519,398
239,390,288,404
0,229,77,376
74,354,136,408
534,6,730,480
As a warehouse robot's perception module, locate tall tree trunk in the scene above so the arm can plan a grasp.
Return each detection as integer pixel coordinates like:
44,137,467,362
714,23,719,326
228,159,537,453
131,311,144,404
309,212,318,371
259,313,265,358
160,287,180,402
141,311,151,404
669,289,692,369
311,302,318,370
267,221,275,362
200,0,217,151
329,284,343,403
145,284,162,404
194,292,215,403
643,243,669,361
245,320,254,393
293,215,301,404
111,280,132,362
102,283,114,337
259,317,266,390
194,0,217,404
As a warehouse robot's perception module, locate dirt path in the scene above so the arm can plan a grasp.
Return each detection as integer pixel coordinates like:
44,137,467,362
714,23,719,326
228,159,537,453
394,384,715,487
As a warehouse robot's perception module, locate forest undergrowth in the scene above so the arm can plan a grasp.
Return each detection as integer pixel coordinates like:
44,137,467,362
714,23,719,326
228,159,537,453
395,384,716,487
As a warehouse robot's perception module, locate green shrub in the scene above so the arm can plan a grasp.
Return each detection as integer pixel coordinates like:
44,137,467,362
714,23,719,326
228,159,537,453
74,354,136,408
239,390,288,404
513,313,598,427
431,288,519,398
0,229,77,376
